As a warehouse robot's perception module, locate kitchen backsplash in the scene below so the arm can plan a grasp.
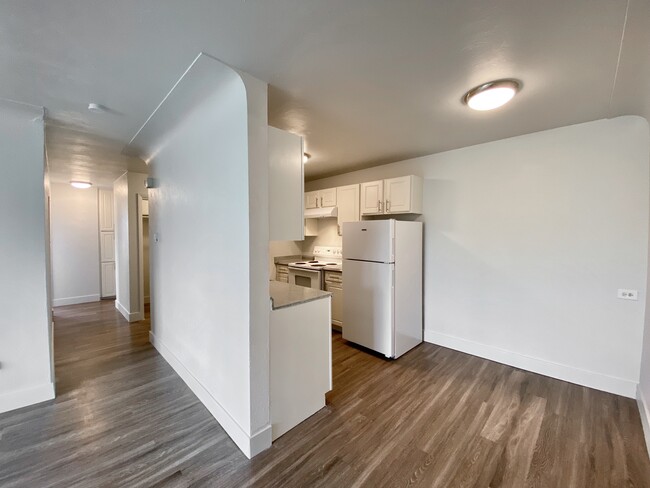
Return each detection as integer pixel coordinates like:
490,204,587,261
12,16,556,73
269,217,342,275
302,218,342,255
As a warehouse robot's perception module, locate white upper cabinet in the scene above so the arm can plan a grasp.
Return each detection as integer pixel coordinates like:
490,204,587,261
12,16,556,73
269,127,304,241
305,188,336,209
98,189,114,231
360,180,384,215
336,184,360,234
385,175,422,214
319,188,337,208
361,175,423,215
305,191,319,209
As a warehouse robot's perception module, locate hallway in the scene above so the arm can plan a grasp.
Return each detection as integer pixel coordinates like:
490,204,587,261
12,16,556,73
1,301,650,487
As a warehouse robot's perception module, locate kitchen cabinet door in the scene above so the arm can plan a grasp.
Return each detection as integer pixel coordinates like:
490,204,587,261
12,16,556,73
319,187,337,208
384,175,411,213
305,191,319,209
360,180,384,215
269,127,304,240
326,282,343,327
385,175,423,214
336,184,360,235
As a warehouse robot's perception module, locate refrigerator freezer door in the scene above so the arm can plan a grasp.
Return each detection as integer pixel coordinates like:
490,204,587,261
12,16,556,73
342,259,394,357
342,220,394,263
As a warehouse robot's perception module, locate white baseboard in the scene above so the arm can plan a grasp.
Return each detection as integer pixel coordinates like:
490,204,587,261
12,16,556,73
52,294,100,307
149,331,272,458
0,382,55,414
424,330,637,398
637,386,650,456
115,301,142,323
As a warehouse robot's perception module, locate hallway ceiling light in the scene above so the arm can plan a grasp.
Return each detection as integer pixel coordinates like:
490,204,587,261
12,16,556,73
87,102,109,113
70,181,92,189
303,152,311,163
463,79,521,111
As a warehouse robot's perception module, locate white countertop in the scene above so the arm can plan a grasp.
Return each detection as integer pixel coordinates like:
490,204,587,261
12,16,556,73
269,281,331,310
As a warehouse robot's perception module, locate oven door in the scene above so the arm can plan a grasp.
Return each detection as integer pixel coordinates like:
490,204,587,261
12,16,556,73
288,267,322,289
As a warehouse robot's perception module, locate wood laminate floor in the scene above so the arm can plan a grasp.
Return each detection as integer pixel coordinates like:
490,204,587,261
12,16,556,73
1,300,649,487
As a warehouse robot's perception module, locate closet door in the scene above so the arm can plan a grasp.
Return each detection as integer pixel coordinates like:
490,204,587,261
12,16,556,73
101,262,116,297
98,189,116,298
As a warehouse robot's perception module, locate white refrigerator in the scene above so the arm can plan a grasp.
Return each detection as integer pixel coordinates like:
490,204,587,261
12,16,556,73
342,219,423,358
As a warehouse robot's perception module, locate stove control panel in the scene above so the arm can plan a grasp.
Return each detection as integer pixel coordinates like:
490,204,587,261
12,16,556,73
313,246,343,260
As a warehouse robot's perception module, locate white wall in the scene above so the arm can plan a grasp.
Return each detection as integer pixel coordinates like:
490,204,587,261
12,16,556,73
114,173,130,315
303,219,341,255
307,116,649,398
637,192,650,445
138,54,270,458
0,100,54,413
50,182,100,306
114,172,147,321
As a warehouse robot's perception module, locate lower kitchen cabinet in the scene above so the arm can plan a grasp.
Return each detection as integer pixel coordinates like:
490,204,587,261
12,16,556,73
324,270,343,330
276,264,289,283
270,290,332,440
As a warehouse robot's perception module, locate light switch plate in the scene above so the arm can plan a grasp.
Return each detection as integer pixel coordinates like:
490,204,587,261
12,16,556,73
617,289,638,300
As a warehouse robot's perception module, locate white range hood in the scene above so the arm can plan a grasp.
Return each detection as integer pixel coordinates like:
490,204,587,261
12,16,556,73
304,206,338,219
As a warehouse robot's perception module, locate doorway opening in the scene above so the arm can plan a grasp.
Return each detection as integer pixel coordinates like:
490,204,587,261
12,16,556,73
137,195,150,320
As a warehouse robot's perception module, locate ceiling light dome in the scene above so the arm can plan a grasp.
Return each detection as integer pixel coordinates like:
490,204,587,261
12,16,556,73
463,79,521,111
70,181,92,189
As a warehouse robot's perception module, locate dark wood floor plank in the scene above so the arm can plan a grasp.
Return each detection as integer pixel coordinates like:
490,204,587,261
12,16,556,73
0,300,649,487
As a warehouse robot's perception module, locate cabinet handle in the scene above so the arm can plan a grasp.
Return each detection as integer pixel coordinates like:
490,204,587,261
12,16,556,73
378,200,382,212
386,200,390,212
320,196,323,207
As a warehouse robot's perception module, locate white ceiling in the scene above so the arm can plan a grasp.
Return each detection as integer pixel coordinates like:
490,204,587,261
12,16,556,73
1,0,648,183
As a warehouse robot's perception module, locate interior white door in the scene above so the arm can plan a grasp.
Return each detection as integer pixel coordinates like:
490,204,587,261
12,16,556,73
360,180,384,215
101,262,116,297
342,259,393,357
100,232,115,262
385,176,411,213
98,189,114,232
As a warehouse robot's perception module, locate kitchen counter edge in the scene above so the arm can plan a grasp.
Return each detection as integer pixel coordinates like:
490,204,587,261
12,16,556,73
269,281,331,310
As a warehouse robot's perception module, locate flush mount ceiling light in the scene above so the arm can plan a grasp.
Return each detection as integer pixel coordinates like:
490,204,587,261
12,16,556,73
88,102,108,113
462,79,521,111
70,181,92,189
303,152,311,163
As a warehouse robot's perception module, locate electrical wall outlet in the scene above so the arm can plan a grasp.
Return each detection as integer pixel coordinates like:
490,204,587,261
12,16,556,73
617,289,638,301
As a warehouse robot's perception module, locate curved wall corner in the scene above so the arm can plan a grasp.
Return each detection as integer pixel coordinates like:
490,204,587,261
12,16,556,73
0,99,54,414
128,53,270,458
